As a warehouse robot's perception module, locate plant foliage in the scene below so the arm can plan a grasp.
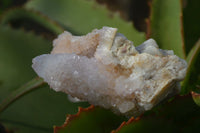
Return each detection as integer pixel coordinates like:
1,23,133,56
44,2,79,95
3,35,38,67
0,0,199,132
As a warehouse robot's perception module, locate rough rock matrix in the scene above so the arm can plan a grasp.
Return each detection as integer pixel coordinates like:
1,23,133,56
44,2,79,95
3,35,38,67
32,27,187,116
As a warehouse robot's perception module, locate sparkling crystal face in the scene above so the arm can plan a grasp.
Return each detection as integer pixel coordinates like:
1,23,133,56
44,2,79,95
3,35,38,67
32,27,187,116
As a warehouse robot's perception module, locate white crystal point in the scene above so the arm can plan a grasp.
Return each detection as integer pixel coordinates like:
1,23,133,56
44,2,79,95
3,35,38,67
32,27,187,116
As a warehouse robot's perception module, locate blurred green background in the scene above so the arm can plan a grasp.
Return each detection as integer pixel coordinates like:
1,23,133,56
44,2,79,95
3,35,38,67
0,0,200,133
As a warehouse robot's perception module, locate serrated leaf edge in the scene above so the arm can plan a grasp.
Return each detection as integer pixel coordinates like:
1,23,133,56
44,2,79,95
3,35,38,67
146,0,186,58
54,105,95,133
0,7,64,36
191,91,200,106
111,116,140,133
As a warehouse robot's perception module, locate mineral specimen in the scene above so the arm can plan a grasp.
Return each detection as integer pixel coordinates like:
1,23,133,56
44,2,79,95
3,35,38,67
32,27,187,116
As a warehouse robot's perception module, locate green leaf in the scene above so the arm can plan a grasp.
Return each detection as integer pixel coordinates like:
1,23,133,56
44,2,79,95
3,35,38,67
112,95,200,132
54,105,126,133
183,0,200,54
0,77,44,113
0,25,89,133
0,8,64,36
25,0,145,46
191,91,200,106
181,39,200,94
149,0,185,58
114,117,176,133
54,96,200,133
110,117,140,133
155,95,200,133
0,0,14,14
0,25,51,101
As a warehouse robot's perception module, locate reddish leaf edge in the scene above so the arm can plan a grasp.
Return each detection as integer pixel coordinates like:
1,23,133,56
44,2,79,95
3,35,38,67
145,0,186,59
111,116,140,133
145,0,152,40
191,90,200,106
179,0,186,59
111,94,194,133
54,105,95,133
0,7,64,38
191,91,200,98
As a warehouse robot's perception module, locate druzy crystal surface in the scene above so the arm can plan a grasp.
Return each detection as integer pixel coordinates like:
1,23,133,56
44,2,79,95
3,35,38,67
32,27,187,116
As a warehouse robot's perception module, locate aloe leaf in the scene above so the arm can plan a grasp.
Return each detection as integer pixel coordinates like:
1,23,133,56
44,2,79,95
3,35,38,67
111,117,140,133
148,0,185,58
111,95,200,132
0,25,51,101
183,0,200,54
0,8,64,36
113,117,176,133
25,0,145,46
0,25,89,133
54,105,126,133
155,95,200,132
191,91,200,106
54,96,200,133
181,39,200,94
0,77,44,113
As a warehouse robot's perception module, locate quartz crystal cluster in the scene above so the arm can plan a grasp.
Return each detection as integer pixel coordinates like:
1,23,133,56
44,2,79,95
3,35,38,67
32,27,187,116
